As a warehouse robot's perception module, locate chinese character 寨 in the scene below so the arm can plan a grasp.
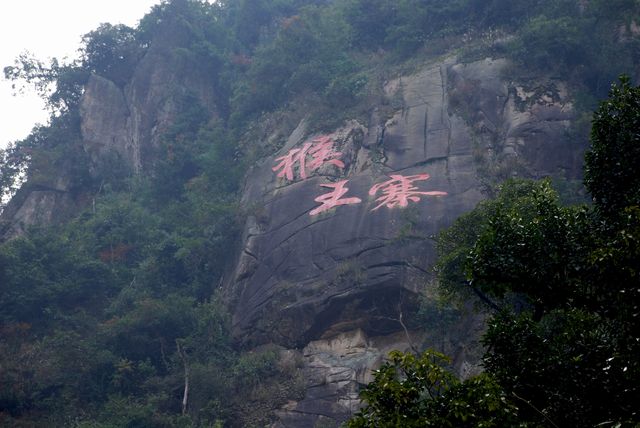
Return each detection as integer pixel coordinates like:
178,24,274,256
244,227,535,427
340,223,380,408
368,174,447,211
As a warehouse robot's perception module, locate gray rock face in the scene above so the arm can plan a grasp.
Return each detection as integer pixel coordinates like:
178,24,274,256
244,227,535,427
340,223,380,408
229,57,580,425
0,187,77,240
274,330,411,427
447,58,581,181
80,75,138,173
0,158,81,240
232,63,480,348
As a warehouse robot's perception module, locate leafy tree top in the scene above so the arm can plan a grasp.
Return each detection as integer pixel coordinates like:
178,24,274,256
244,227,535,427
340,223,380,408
585,76,640,218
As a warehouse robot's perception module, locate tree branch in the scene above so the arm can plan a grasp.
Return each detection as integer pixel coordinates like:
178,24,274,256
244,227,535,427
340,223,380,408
511,391,559,428
468,281,501,312
176,340,189,416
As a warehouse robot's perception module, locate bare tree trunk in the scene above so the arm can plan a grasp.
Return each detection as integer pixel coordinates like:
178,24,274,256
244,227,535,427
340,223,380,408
396,302,420,355
377,300,419,355
176,340,189,416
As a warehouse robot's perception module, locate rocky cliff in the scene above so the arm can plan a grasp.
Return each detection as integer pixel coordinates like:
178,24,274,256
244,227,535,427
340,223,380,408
0,47,582,427
226,56,580,425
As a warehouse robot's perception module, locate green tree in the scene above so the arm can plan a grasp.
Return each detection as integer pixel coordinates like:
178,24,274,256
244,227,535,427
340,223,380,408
0,228,114,331
4,53,88,114
432,77,640,426
347,350,522,427
80,23,145,87
230,4,360,122
0,142,30,207
2,56,92,206
584,76,640,218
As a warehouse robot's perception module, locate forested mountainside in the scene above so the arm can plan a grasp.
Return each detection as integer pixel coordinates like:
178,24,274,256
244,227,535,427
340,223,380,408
1,0,639,426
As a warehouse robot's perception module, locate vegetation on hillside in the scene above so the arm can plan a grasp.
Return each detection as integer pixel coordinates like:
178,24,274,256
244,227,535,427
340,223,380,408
0,0,638,425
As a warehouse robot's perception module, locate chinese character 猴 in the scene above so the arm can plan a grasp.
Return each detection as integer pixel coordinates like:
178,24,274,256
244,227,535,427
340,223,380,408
272,136,344,182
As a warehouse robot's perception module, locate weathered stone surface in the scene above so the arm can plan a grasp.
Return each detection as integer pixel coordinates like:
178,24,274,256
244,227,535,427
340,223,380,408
274,319,485,427
0,158,80,240
230,61,486,349
80,75,135,172
273,330,409,427
0,188,78,240
228,56,582,426
80,42,219,175
448,58,581,179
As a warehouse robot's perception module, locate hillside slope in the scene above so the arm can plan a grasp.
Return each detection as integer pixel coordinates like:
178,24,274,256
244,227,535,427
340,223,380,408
1,0,637,426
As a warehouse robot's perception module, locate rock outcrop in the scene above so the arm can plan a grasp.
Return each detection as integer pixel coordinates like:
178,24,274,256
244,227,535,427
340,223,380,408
0,154,85,240
228,56,579,426
80,32,217,174
80,41,219,175
0,44,582,426
0,183,79,240
1,30,219,240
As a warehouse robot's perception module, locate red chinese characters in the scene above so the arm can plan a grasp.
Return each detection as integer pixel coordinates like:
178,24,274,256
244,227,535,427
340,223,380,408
309,180,362,216
309,174,447,216
272,136,345,182
368,174,447,211
273,138,447,215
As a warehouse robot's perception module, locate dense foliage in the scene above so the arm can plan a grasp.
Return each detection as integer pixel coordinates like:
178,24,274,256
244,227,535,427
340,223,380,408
347,351,522,427
350,78,640,426
1,0,639,425
464,79,639,427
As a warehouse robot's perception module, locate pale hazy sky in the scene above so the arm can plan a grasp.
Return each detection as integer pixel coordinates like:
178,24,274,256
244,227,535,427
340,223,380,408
0,0,165,149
